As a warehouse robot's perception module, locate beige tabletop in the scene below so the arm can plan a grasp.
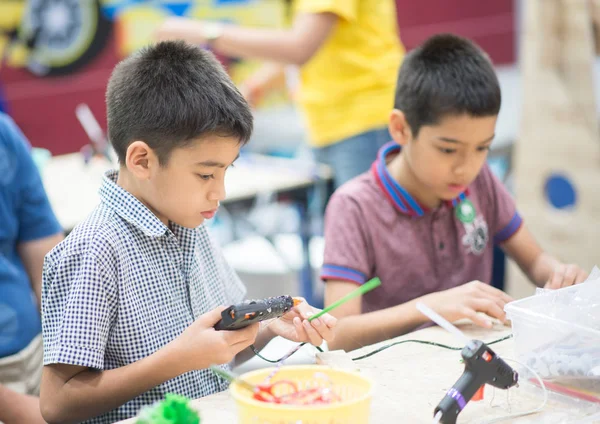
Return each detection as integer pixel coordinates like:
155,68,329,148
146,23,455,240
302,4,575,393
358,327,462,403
117,322,600,423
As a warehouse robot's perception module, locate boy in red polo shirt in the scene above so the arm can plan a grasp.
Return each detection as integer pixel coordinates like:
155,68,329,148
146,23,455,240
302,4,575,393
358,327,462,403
322,34,588,351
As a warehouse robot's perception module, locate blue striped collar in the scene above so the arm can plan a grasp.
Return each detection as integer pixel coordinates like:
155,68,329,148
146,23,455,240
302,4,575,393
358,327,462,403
371,142,469,217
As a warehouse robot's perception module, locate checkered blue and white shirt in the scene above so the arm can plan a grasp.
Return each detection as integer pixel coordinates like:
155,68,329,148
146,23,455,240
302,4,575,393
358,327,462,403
42,170,246,423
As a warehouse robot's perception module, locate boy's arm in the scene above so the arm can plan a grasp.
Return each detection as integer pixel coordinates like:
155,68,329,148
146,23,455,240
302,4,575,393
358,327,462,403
500,225,588,288
41,348,183,424
40,308,259,424
325,279,512,352
477,164,587,289
18,233,63,306
156,12,338,66
0,384,45,424
4,112,65,306
325,281,427,351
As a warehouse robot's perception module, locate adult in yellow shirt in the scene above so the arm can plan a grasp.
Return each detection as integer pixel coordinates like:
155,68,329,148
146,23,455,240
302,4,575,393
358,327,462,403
157,0,404,188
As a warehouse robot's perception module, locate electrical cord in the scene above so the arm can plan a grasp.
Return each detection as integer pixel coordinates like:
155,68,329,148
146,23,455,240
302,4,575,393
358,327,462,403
250,343,324,363
351,334,513,361
252,334,551,421
250,335,512,363
251,334,553,422
481,357,547,424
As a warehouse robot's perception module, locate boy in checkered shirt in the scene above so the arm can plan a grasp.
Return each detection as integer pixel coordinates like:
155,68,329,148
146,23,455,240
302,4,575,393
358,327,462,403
40,41,336,424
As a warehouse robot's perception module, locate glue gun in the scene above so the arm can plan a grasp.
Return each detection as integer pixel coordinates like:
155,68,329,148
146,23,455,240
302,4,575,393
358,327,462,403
214,296,302,331
434,340,519,424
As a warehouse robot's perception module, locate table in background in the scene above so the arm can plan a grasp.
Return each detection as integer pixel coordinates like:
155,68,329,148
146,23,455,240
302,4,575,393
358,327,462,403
41,152,332,306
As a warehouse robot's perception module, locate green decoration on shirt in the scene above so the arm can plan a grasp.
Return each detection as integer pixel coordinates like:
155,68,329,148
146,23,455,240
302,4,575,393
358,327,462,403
455,198,476,224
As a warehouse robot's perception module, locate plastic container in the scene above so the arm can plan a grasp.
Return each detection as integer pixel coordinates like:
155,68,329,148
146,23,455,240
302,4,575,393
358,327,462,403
230,365,373,424
505,277,600,403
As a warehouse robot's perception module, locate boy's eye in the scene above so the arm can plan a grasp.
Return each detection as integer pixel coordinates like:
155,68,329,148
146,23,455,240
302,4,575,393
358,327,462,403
477,145,491,152
438,148,456,154
197,174,214,181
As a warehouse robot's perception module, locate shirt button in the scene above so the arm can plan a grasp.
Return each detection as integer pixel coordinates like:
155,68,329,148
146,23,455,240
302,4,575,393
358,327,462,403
439,242,445,250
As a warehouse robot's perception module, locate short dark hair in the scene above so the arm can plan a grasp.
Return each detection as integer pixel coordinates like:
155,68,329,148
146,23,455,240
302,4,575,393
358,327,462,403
394,34,501,137
106,40,253,165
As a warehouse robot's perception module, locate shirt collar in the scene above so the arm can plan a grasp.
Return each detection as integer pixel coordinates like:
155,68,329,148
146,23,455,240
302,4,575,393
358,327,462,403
371,142,469,217
99,170,169,238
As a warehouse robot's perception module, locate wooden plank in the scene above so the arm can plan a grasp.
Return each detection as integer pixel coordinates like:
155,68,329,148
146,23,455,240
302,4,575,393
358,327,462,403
507,0,600,299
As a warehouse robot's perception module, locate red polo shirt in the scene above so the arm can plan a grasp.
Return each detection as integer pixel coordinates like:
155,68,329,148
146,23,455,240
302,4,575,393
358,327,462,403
321,142,522,313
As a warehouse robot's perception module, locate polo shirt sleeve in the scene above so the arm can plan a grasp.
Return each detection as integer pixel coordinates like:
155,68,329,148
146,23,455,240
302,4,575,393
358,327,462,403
321,191,373,285
479,164,523,244
42,250,117,370
294,0,358,22
0,114,63,241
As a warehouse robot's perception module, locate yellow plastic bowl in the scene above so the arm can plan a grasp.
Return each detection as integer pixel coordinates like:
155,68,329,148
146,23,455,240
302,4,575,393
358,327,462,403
230,365,373,424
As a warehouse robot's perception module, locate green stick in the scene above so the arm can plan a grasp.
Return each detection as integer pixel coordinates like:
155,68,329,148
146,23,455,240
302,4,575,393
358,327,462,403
307,277,381,322
209,366,257,392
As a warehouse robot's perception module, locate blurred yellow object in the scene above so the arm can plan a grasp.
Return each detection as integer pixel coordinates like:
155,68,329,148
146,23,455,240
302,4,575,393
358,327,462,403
230,365,373,424
0,0,25,66
115,6,168,57
0,2,24,31
6,42,29,67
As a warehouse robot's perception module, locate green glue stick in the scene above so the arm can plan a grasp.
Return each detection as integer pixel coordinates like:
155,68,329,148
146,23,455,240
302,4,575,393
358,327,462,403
308,277,381,322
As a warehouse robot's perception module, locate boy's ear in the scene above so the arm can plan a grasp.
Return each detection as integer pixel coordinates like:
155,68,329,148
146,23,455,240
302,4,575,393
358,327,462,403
389,109,412,146
125,141,158,179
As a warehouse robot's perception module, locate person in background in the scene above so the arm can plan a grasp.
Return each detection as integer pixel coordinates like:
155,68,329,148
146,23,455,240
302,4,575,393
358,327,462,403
0,112,64,424
321,34,589,352
156,0,404,188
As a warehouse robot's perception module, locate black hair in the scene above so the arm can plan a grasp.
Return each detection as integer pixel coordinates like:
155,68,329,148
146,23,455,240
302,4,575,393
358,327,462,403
106,40,253,165
394,34,501,137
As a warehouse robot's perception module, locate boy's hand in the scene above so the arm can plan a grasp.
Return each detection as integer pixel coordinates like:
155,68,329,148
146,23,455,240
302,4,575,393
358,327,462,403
544,263,588,289
266,299,337,346
171,306,259,373
422,281,514,328
238,82,264,109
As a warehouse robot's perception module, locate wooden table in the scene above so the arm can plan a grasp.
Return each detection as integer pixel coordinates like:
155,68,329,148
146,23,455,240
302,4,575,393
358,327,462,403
118,322,600,423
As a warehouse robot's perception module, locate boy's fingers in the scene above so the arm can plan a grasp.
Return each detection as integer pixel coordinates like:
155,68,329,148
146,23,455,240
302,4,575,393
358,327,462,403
320,313,337,328
222,323,259,345
308,318,335,343
561,266,577,287
477,289,510,313
479,284,513,303
547,268,564,290
200,306,227,327
302,320,324,346
470,298,505,322
462,308,493,329
293,316,308,342
576,269,589,284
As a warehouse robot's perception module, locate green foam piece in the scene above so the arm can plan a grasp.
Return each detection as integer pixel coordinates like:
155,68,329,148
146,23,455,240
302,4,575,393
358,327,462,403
136,394,200,424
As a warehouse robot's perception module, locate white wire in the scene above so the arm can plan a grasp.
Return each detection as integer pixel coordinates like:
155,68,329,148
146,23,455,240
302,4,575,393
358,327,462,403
432,410,443,424
482,358,548,424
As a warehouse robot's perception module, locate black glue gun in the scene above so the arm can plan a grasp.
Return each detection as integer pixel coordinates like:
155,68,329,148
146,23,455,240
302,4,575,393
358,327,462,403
434,340,519,424
214,296,302,331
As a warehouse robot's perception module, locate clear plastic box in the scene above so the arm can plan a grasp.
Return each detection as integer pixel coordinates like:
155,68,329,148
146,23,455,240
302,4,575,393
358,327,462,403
504,268,600,403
